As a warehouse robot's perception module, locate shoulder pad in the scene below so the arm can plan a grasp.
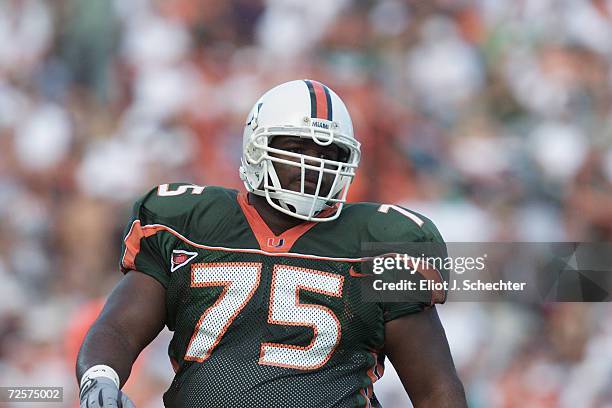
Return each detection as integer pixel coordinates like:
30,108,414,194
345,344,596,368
364,203,444,244
134,184,236,224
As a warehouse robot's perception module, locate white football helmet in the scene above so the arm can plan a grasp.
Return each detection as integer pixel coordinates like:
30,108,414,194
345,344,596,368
240,80,361,222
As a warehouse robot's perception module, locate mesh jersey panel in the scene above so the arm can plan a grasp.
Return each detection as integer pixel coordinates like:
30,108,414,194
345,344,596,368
163,249,383,408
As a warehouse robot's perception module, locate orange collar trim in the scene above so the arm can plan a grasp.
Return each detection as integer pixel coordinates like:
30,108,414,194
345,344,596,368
237,193,328,253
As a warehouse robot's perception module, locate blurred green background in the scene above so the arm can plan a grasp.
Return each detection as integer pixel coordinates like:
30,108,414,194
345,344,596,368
1,0,611,406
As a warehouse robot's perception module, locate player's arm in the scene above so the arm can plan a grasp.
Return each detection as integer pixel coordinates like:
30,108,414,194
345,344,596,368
384,306,467,408
76,270,166,406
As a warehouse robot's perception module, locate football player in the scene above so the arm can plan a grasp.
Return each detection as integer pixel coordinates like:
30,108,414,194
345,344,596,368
77,80,467,407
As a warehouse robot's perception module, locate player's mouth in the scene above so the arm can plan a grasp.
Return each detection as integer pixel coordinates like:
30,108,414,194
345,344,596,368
290,175,328,194
292,179,319,192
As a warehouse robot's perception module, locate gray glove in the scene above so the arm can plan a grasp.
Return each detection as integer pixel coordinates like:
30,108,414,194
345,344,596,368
79,377,135,408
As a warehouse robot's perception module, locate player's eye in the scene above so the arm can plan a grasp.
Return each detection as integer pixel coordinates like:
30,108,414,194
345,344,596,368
284,147,336,161
320,151,339,161
286,147,303,155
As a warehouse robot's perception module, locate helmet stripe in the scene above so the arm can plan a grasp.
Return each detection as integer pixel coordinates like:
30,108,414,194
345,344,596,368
323,83,333,120
303,80,333,120
312,81,329,120
304,80,317,118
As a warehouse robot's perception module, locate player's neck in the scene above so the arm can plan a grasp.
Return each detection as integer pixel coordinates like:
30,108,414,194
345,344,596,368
247,193,306,236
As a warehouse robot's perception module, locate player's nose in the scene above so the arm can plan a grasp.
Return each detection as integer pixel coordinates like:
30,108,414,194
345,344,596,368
302,148,326,164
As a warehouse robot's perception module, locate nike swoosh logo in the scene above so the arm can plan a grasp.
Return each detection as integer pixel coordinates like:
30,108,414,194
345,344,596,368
348,266,369,277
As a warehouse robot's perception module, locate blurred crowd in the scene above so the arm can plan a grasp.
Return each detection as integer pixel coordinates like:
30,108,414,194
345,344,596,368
1,0,612,406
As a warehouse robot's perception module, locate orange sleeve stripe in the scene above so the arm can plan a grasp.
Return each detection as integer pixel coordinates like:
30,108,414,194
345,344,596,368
121,220,165,271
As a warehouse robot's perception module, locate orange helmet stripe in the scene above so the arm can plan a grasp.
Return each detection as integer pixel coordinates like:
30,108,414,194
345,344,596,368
304,79,333,120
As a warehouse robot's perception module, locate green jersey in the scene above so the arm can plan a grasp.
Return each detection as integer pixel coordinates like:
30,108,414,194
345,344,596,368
120,183,446,408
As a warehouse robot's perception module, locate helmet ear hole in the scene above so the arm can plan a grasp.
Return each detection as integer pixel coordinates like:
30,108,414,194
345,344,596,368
248,145,263,161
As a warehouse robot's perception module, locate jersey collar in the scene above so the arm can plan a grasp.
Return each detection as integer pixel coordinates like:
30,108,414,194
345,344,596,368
237,193,327,252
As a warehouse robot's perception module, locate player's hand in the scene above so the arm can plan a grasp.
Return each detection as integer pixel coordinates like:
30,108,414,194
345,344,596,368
79,377,135,408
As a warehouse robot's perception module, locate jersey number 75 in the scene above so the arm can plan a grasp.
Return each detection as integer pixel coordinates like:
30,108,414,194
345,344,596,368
184,262,344,370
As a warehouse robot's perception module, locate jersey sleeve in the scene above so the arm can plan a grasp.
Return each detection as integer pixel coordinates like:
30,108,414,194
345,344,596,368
119,187,173,288
365,206,449,322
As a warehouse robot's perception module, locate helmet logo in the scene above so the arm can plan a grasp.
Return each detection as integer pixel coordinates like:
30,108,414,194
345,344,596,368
311,120,330,130
246,102,263,130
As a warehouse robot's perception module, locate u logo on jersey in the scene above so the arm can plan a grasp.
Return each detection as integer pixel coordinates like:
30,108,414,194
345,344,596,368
171,250,198,273
266,237,285,249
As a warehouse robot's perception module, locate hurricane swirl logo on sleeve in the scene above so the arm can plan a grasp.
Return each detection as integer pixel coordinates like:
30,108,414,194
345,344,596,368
171,250,198,273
